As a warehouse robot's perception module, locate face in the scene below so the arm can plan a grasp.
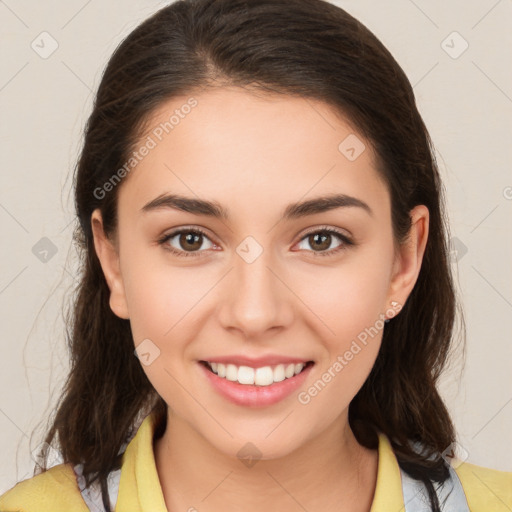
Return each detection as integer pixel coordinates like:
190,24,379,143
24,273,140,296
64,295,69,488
92,86,428,460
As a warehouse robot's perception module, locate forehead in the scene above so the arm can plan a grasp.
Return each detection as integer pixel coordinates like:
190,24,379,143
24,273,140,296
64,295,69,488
117,86,389,221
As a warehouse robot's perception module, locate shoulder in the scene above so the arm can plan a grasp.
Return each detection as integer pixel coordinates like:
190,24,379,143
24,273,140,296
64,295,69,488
455,460,512,511
0,463,89,512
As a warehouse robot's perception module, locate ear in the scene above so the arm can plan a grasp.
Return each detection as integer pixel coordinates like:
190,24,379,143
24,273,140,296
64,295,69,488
386,205,429,314
91,208,130,320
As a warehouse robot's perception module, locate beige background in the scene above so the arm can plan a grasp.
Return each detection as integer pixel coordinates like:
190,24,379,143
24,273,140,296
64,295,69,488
0,0,511,494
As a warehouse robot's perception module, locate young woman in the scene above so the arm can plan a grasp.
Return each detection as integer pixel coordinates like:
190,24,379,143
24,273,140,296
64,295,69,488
1,0,510,511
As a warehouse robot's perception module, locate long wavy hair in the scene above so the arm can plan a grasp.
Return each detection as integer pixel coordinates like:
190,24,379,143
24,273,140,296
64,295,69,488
35,1,466,510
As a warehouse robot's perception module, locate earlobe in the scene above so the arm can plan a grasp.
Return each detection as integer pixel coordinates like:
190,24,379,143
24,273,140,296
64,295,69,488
387,205,429,312
90,209,130,320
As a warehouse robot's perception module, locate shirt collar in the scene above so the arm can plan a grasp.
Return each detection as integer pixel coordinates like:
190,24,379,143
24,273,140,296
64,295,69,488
116,412,405,511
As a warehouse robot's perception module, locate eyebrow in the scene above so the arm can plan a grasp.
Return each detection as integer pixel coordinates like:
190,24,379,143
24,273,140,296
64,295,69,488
140,192,373,220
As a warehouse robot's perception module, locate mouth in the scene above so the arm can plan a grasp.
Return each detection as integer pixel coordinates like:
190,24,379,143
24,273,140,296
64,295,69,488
198,358,315,407
199,360,315,387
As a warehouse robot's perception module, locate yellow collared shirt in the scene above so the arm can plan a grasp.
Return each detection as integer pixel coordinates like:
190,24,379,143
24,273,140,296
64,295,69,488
1,412,511,511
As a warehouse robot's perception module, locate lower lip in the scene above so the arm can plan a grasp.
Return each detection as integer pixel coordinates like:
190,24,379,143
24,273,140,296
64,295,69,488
198,361,314,408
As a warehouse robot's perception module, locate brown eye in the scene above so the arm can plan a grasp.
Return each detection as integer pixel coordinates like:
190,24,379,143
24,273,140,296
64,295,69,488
158,228,215,257
178,232,203,251
308,232,333,251
296,228,354,256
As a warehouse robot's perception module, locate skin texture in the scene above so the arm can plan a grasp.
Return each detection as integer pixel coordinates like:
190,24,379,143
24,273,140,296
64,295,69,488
91,86,429,512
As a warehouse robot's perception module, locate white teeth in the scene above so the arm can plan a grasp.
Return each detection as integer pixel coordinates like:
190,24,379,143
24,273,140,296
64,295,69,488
285,363,295,378
226,364,238,382
273,364,285,382
239,366,255,385
255,366,273,386
206,361,308,386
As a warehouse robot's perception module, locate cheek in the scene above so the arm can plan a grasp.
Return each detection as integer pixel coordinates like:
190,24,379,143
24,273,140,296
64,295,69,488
120,246,217,392
293,244,393,403
299,248,393,347
121,242,205,343
121,250,203,407
295,269,386,419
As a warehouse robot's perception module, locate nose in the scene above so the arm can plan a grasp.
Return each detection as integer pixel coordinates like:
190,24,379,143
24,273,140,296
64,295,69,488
218,243,294,339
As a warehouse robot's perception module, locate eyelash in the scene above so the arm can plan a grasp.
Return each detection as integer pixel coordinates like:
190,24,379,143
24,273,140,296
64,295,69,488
156,225,355,258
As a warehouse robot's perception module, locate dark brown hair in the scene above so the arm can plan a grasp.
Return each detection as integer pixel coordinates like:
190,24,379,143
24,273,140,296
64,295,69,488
36,1,465,510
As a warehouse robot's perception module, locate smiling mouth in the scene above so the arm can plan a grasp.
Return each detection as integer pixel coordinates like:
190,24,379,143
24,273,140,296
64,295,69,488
199,360,315,387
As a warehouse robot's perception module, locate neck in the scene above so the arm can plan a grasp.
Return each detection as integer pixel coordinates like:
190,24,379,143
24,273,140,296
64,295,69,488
153,409,378,512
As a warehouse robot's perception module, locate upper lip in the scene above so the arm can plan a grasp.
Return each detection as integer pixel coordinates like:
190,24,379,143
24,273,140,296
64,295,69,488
199,355,314,368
